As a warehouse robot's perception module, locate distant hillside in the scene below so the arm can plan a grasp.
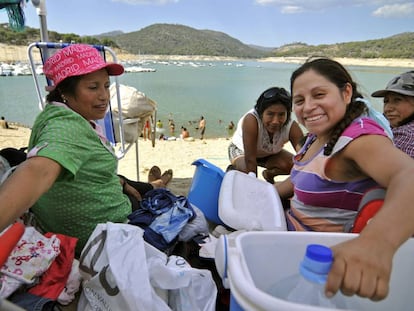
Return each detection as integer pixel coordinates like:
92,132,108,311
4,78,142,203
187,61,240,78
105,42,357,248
1,22,413,59
249,44,275,52
110,24,268,58
271,33,414,59
94,30,124,38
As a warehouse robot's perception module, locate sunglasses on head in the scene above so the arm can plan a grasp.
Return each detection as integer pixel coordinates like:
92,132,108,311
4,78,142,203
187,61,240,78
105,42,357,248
262,88,290,102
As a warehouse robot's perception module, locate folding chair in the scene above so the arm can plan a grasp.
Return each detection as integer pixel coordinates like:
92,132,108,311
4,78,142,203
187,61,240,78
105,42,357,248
27,42,148,179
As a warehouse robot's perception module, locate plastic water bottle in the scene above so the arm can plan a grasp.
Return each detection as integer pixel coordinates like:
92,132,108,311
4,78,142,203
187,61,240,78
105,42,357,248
268,244,357,309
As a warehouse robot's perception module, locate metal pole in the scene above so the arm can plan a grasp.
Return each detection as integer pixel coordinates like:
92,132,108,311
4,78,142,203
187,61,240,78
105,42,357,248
32,0,48,41
135,140,140,181
38,16,49,42
31,0,49,59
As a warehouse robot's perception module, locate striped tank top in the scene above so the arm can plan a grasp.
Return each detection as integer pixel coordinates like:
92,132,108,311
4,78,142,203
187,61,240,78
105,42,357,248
287,117,389,232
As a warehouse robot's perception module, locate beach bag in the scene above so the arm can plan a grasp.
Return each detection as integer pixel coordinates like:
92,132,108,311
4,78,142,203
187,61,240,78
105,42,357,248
110,83,155,119
109,83,156,143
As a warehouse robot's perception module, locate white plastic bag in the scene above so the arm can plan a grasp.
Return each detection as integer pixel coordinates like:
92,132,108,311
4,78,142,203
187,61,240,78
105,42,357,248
165,256,217,311
78,222,217,311
146,254,217,311
78,222,170,311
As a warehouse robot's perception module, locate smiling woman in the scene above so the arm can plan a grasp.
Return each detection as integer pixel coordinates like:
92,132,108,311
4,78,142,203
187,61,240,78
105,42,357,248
275,57,414,301
227,86,304,183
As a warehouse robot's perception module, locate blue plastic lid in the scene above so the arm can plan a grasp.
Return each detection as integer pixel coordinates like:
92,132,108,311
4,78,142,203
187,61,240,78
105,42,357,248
306,244,333,262
300,244,333,284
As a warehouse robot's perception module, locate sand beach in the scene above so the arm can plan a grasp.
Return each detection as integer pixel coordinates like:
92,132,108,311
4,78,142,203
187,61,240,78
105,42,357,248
117,136,233,196
0,124,291,196
0,125,237,196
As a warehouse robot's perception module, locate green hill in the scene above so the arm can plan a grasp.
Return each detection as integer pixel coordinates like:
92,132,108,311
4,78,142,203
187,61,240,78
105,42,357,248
270,33,414,59
1,22,413,59
109,24,267,58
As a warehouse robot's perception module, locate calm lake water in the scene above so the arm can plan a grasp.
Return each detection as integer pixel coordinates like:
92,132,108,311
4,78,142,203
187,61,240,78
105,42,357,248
0,60,412,138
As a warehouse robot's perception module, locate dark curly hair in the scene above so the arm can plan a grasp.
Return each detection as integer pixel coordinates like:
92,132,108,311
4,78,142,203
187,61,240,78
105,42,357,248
254,86,292,127
290,57,367,155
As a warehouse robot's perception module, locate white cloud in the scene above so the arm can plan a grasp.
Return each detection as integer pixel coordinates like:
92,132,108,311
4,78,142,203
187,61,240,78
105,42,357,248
111,0,178,5
254,0,355,14
373,3,414,18
281,5,304,14
254,0,414,15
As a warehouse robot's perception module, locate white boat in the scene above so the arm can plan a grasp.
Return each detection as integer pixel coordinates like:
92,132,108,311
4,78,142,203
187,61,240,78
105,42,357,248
0,63,13,76
35,65,44,75
124,66,156,73
12,63,31,76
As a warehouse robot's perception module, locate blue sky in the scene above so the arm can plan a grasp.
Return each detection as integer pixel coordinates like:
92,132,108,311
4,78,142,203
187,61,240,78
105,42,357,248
2,0,413,47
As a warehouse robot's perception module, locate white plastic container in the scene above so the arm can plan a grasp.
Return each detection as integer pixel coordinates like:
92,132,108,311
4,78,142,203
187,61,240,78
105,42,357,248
216,231,414,310
218,170,286,231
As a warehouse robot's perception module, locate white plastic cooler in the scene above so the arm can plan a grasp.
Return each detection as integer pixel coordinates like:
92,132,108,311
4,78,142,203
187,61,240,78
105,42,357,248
215,231,414,310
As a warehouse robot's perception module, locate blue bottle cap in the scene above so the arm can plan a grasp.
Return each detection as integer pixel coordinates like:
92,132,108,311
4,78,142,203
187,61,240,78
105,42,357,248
300,244,333,284
306,244,333,262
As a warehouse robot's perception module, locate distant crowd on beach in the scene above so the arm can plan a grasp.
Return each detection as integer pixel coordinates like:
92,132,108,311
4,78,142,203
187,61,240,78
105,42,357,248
142,114,236,141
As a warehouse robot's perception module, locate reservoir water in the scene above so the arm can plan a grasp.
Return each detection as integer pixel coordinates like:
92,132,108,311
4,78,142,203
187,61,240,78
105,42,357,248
0,59,411,138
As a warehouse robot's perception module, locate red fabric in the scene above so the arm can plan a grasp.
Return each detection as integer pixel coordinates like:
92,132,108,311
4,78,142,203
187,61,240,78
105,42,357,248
28,233,78,300
351,200,383,233
0,222,25,267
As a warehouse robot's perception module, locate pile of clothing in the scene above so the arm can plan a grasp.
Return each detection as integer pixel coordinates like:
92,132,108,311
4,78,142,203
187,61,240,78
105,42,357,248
128,188,210,254
1,224,81,310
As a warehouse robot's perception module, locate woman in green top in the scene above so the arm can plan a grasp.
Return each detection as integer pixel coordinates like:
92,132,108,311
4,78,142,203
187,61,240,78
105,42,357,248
0,44,171,256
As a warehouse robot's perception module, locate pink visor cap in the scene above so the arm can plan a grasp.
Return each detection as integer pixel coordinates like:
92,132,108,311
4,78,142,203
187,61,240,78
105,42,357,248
43,44,124,91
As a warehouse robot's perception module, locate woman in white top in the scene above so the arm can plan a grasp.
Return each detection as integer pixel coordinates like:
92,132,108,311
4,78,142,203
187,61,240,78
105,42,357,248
228,87,304,183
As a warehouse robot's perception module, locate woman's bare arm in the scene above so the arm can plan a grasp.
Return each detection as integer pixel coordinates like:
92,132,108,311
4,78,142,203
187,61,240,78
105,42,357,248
0,156,61,232
274,176,294,199
326,135,414,300
242,114,259,175
288,120,305,152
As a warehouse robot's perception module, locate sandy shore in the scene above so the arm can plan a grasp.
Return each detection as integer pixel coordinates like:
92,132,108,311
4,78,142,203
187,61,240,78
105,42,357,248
1,125,293,197
0,126,242,197
260,56,414,68
117,136,234,196
1,44,413,68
